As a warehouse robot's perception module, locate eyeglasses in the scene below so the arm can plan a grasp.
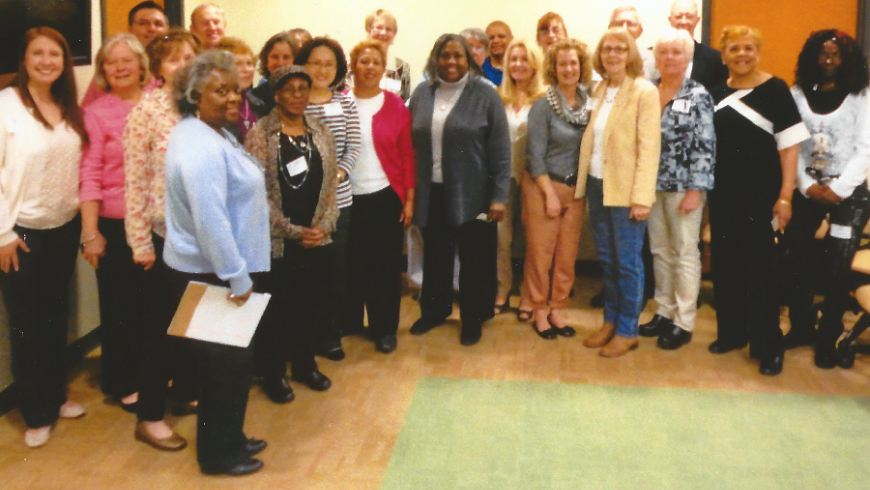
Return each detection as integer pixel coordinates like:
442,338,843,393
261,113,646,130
602,46,628,55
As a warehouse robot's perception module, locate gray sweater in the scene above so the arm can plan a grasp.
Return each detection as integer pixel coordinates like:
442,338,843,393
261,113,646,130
410,76,511,228
526,96,587,179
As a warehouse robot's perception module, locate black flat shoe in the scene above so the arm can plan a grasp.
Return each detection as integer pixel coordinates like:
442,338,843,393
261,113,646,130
291,369,332,391
410,317,445,335
121,401,138,414
783,330,817,350
533,323,558,340
317,340,346,361
708,338,749,354
759,355,784,376
639,314,671,337
263,376,295,404
547,314,576,337
201,458,264,476
245,438,267,456
657,325,692,350
460,324,482,346
375,335,397,354
814,343,837,369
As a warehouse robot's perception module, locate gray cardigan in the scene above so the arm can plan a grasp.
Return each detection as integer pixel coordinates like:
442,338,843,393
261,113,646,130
526,96,587,179
409,76,511,228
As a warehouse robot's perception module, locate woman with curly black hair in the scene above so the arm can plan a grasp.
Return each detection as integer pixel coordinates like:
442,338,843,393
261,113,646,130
781,29,870,368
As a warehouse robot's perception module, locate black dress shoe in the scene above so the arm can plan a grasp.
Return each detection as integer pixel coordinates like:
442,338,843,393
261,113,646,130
783,330,817,350
460,324,482,346
201,458,264,476
708,338,749,354
375,335,397,354
759,355,784,376
814,343,838,369
317,340,346,361
245,438,267,456
657,325,692,350
410,317,445,335
547,314,576,337
291,369,332,391
639,314,671,337
532,323,558,340
121,401,139,414
263,376,295,404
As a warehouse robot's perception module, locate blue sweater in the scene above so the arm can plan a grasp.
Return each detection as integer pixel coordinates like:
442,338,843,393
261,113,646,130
163,117,270,295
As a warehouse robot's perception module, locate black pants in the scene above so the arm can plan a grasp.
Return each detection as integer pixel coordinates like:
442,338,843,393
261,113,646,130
782,185,870,343
420,184,497,330
319,206,351,346
0,217,79,428
256,242,333,379
96,217,141,398
709,194,783,359
135,234,196,421
344,187,404,339
166,269,260,470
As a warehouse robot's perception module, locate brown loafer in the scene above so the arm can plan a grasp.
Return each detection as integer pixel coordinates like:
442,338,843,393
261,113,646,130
135,422,187,451
583,323,615,348
599,335,639,358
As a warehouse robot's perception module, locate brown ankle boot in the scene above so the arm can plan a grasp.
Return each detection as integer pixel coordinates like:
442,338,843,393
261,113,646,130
599,335,639,357
583,323,615,348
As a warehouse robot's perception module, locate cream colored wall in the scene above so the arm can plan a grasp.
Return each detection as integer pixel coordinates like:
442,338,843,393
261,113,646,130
189,1,702,86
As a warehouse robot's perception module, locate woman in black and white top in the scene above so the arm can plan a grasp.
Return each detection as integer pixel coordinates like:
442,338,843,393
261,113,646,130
295,37,361,360
782,29,870,368
707,25,810,376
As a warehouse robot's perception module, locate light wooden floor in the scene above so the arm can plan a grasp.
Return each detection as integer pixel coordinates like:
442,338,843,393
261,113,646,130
1,276,868,489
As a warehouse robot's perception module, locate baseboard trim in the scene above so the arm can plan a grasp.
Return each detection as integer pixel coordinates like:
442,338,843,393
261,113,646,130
0,326,101,417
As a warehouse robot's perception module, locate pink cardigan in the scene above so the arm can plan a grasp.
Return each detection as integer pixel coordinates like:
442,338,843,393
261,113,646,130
369,91,415,203
80,93,137,219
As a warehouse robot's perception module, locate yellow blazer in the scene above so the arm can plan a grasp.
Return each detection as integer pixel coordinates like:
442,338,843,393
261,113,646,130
574,76,661,207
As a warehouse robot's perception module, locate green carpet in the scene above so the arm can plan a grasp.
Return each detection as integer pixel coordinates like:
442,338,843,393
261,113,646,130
381,378,870,490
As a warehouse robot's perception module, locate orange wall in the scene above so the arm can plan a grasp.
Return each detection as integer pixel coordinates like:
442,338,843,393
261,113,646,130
104,0,164,38
711,0,858,83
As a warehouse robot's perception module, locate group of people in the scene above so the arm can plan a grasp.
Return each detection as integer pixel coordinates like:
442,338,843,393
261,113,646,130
1,0,868,477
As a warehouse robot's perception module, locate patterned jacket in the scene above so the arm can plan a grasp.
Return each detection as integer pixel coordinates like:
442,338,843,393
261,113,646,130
657,78,716,192
245,110,339,258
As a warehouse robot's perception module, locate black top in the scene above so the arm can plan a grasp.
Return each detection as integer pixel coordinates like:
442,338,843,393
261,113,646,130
804,86,849,115
278,132,323,228
710,77,806,207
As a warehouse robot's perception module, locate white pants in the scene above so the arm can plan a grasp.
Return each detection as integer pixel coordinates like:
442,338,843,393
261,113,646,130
648,191,705,331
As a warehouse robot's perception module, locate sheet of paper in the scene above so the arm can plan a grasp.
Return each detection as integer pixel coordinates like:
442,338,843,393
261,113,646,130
167,282,271,348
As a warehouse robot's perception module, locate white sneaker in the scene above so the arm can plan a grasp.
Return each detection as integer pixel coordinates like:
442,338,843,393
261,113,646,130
58,402,86,419
25,426,51,448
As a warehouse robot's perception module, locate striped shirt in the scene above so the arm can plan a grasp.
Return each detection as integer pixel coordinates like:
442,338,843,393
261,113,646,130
304,92,360,209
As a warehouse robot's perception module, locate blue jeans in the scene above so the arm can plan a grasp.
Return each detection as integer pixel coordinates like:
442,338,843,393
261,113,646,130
586,177,646,338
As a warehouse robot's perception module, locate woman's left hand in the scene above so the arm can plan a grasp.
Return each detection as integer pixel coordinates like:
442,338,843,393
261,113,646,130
400,199,414,227
773,199,792,231
488,202,506,222
301,226,326,248
678,190,702,215
82,232,107,269
629,205,651,221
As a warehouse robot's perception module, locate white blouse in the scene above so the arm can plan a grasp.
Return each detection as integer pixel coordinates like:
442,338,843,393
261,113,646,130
590,87,620,179
351,91,391,195
506,103,531,180
431,74,469,183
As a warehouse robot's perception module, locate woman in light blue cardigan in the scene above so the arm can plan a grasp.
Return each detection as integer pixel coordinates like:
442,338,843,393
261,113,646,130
408,33,511,346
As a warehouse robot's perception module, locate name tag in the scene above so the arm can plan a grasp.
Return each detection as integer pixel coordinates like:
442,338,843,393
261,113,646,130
830,223,853,240
322,102,343,117
381,77,402,94
285,156,308,177
672,99,692,113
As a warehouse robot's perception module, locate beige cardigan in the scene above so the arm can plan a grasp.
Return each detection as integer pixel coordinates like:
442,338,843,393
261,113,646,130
574,76,661,207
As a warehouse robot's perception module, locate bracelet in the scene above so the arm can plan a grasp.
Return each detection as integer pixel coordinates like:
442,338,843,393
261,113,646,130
80,234,97,245
777,199,791,206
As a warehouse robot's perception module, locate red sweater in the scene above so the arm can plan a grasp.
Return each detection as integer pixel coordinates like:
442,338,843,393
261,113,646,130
367,91,416,203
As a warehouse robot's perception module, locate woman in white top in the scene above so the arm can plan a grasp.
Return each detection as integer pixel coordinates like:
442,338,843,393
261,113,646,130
0,27,89,448
495,40,545,319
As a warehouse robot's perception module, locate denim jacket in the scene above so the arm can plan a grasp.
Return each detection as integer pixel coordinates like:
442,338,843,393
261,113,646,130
657,78,716,192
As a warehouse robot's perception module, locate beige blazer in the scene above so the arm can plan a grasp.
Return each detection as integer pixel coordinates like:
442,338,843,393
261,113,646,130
574,76,661,207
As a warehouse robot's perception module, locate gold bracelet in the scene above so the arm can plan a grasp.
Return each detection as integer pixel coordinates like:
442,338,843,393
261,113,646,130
80,234,97,245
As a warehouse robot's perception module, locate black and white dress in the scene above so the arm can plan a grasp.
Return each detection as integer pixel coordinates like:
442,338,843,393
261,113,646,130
708,77,809,359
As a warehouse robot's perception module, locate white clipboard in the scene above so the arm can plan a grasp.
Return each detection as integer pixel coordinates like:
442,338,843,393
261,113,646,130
167,281,271,348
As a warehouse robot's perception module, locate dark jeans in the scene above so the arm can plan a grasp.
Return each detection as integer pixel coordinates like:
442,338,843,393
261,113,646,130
344,187,404,339
782,185,870,343
586,178,647,338
256,242,333,378
0,216,80,428
420,184,497,330
96,217,140,398
166,269,261,470
709,192,782,359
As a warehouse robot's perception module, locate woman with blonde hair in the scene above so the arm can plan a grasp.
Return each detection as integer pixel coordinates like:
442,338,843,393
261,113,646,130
364,8,411,101
495,39,545,319
523,38,591,337
575,28,661,357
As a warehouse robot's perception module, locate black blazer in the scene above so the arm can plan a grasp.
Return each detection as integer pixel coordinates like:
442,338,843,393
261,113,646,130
690,41,729,91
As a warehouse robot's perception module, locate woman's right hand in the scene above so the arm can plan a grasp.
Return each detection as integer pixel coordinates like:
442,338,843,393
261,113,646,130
82,232,107,269
133,251,157,271
300,226,326,248
0,238,30,273
544,190,561,219
228,287,253,305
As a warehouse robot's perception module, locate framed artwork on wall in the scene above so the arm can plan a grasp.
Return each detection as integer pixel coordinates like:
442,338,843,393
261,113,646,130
0,0,92,74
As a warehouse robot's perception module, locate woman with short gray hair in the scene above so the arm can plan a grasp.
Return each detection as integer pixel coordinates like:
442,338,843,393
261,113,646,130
164,50,270,476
